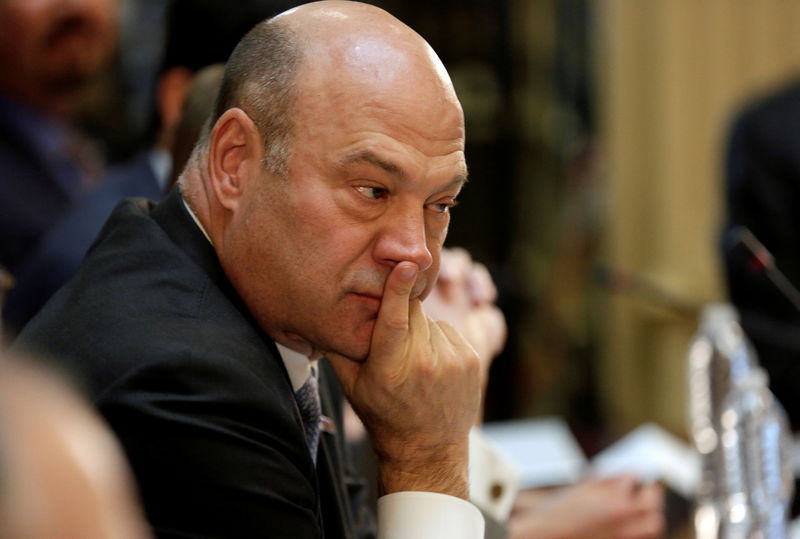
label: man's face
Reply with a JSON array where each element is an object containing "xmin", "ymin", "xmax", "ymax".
[
  {"xmin": 0, "ymin": 0, "xmax": 117, "ymax": 114},
  {"xmin": 225, "ymin": 49, "xmax": 467, "ymax": 361}
]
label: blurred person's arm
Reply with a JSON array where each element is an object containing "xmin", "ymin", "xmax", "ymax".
[{"xmin": 508, "ymin": 477, "xmax": 665, "ymax": 539}]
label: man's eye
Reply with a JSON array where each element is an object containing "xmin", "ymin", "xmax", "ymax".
[
  {"xmin": 428, "ymin": 200, "xmax": 459, "ymax": 214},
  {"xmin": 355, "ymin": 186, "xmax": 388, "ymax": 200}
]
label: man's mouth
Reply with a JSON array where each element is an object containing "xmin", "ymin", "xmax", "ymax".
[{"xmin": 352, "ymin": 291, "xmax": 382, "ymax": 302}]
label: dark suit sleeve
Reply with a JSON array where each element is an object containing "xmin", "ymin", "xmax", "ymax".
[{"xmin": 100, "ymin": 352, "xmax": 324, "ymax": 538}]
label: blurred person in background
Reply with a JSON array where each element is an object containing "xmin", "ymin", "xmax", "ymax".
[
  {"xmin": 168, "ymin": 63, "xmax": 227, "ymax": 188},
  {"xmin": 1, "ymin": 0, "xmax": 300, "ymax": 337},
  {"xmin": 0, "ymin": 0, "xmax": 118, "ymax": 273},
  {"xmin": 0, "ymin": 352, "xmax": 150, "ymax": 538}
]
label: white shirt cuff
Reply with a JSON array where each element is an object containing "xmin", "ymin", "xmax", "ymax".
[
  {"xmin": 377, "ymin": 491, "xmax": 484, "ymax": 538},
  {"xmin": 469, "ymin": 426, "xmax": 520, "ymax": 522}
]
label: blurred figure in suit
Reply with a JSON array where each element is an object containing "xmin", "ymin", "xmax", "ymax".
[
  {"xmin": 722, "ymin": 79, "xmax": 800, "ymax": 427},
  {"xmin": 1, "ymin": 0, "xmax": 300, "ymax": 337},
  {"xmin": 0, "ymin": 0, "xmax": 117, "ymax": 273},
  {"xmin": 169, "ymin": 64, "xmax": 227, "ymax": 187}
]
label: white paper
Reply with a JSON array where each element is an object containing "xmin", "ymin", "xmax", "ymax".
[
  {"xmin": 481, "ymin": 417, "xmax": 587, "ymax": 488},
  {"xmin": 590, "ymin": 422, "xmax": 700, "ymax": 498}
]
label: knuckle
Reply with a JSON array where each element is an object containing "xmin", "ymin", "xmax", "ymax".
[
  {"xmin": 417, "ymin": 355, "xmax": 437, "ymax": 377},
  {"xmin": 462, "ymin": 346, "xmax": 481, "ymax": 373},
  {"xmin": 450, "ymin": 246, "xmax": 470, "ymax": 262},
  {"xmin": 444, "ymin": 347, "xmax": 481, "ymax": 389},
  {"xmin": 384, "ymin": 315, "xmax": 409, "ymax": 330}
]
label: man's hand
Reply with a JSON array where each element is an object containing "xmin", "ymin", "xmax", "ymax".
[
  {"xmin": 508, "ymin": 477, "xmax": 666, "ymax": 539},
  {"xmin": 326, "ymin": 261, "xmax": 482, "ymax": 499}
]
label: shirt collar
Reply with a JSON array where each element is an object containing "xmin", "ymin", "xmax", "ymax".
[
  {"xmin": 276, "ymin": 343, "xmax": 318, "ymax": 392},
  {"xmin": 181, "ymin": 196, "xmax": 212, "ymax": 242}
]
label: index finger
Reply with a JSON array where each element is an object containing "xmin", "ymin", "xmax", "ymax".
[{"xmin": 369, "ymin": 261, "xmax": 418, "ymax": 358}]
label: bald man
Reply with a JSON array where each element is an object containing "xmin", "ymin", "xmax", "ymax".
[{"xmin": 18, "ymin": 2, "xmax": 484, "ymax": 537}]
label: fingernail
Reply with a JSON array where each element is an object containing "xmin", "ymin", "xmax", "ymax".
[{"xmin": 398, "ymin": 263, "xmax": 418, "ymax": 281}]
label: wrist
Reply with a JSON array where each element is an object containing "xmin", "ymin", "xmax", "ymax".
[{"xmin": 376, "ymin": 440, "xmax": 470, "ymax": 499}]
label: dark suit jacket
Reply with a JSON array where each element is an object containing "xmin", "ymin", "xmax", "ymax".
[
  {"xmin": 17, "ymin": 188, "xmax": 373, "ymax": 538},
  {"xmin": 3, "ymin": 152, "xmax": 164, "ymax": 336},
  {"xmin": 722, "ymin": 79, "xmax": 800, "ymax": 426}
]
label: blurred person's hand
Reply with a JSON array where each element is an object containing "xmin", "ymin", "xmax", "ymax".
[
  {"xmin": 508, "ymin": 476, "xmax": 666, "ymax": 539},
  {"xmin": 423, "ymin": 247, "xmax": 507, "ymax": 391}
]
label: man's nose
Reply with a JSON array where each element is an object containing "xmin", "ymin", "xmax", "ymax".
[{"xmin": 374, "ymin": 209, "xmax": 433, "ymax": 272}]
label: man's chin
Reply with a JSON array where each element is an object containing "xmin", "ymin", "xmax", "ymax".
[
  {"xmin": 331, "ymin": 321, "xmax": 374, "ymax": 362},
  {"xmin": 332, "ymin": 343, "xmax": 369, "ymax": 363},
  {"xmin": 324, "ymin": 337, "xmax": 370, "ymax": 363}
]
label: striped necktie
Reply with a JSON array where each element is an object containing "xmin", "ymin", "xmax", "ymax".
[{"xmin": 294, "ymin": 372, "xmax": 321, "ymax": 463}]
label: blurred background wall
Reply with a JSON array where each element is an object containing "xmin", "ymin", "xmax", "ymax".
[{"xmin": 595, "ymin": 0, "xmax": 800, "ymax": 440}]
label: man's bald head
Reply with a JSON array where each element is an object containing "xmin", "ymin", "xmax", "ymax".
[
  {"xmin": 200, "ymin": 0, "xmax": 459, "ymax": 179},
  {"xmin": 277, "ymin": 1, "xmax": 456, "ymax": 95},
  {"xmin": 209, "ymin": 16, "xmax": 299, "ymax": 178}
]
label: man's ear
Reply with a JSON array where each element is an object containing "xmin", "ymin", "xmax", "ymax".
[{"xmin": 208, "ymin": 108, "xmax": 264, "ymax": 212}]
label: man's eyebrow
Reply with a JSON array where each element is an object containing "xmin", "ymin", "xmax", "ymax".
[
  {"xmin": 339, "ymin": 150, "xmax": 469, "ymax": 186},
  {"xmin": 442, "ymin": 173, "xmax": 469, "ymax": 191},
  {"xmin": 339, "ymin": 150, "xmax": 406, "ymax": 179}
]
